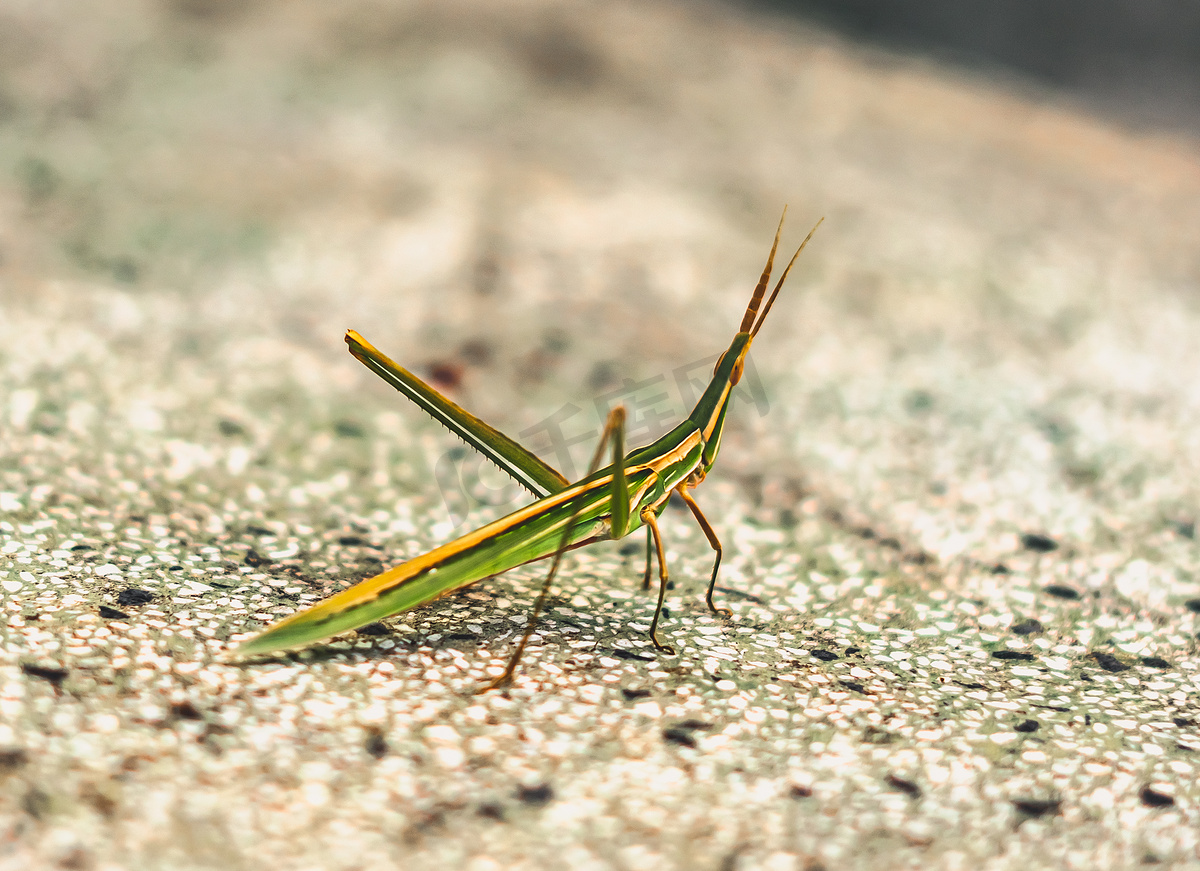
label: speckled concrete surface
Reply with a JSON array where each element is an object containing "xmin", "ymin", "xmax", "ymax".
[{"xmin": 2, "ymin": 1, "xmax": 1200, "ymax": 869}]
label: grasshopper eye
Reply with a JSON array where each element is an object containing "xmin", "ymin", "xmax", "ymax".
[{"xmin": 731, "ymin": 359, "xmax": 744, "ymax": 385}]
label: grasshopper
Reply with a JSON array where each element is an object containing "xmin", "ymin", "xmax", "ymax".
[{"xmin": 232, "ymin": 210, "xmax": 820, "ymax": 686}]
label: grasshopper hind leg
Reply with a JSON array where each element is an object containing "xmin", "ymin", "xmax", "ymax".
[{"xmin": 479, "ymin": 406, "xmax": 630, "ymax": 691}]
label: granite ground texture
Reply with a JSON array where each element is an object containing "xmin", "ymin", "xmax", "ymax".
[{"xmin": 2, "ymin": 1, "xmax": 1200, "ymax": 869}]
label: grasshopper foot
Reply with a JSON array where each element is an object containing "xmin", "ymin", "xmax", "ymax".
[
  {"xmin": 649, "ymin": 633, "xmax": 676, "ymax": 656},
  {"xmin": 476, "ymin": 671, "xmax": 514, "ymax": 694}
]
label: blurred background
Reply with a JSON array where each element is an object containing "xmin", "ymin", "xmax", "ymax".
[
  {"xmin": 2, "ymin": 0, "xmax": 1199, "ymax": 534},
  {"xmin": 3, "ymin": 0, "xmax": 1200, "ymax": 534},
  {"xmin": 3, "ymin": 0, "xmax": 1197, "ymax": 294},
  {"xmin": 762, "ymin": 0, "xmax": 1200, "ymax": 136}
]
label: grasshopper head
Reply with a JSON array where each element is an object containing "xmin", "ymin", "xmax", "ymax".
[{"xmin": 688, "ymin": 208, "xmax": 821, "ymax": 469}]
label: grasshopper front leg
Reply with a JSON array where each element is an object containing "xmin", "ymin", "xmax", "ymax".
[
  {"xmin": 641, "ymin": 526, "xmax": 654, "ymax": 591},
  {"xmin": 675, "ymin": 485, "xmax": 729, "ymax": 617}
]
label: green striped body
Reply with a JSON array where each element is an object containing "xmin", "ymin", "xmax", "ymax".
[
  {"xmin": 233, "ymin": 422, "xmax": 706, "ymax": 658},
  {"xmin": 230, "ymin": 210, "xmax": 817, "ymax": 661}
]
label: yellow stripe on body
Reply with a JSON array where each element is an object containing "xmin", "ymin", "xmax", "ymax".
[{"xmin": 317, "ymin": 426, "xmax": 707, "ymax": 619}]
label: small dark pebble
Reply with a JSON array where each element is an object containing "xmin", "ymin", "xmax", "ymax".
[
  {"xmin": 459, "ymin": 339, "xmax": 494, "ymax": 365},
  {"xmin": 618, "ymin": 540, "xmax": 641, "ymax": 556},
  {"xmin": 244, "ymin": 548, "xmax": 272, "ymax": 568},
  {"xmin": 1012, "ymin": 798, "xmax": 1061, "ymax": 818},
  {"xmin": 1021, "ymin": 533, "xmax": 1059, "ymax": 553},
  {"xmin": 427, "ymin": 362, "xmax": 464, "ymax": 391},
  {"xmin": 1091, "ymin": 651, "xmax": 1130, "ymax": 672},
  {"xmin": 663, "ymin": 727, "xmax": 697, "ymax": 748},
  {"xmin": 885, "ymin": 774, "xmax": 921, "ymax": 799},
  {"xmin": 1014, "ymin": 719, "xmax": 1040, "ymax": 733},
  {"xmin": 953, "ymin": 680, "xmax": 987, "ymax": 690},
  {"xmin": 412, "ymin": 808, "xmax": 446, "ymax": 831},
  {"xmin": 59, "ymin": 847, "xmax": 92, "ymax": 871},
  {"xmin": 992, "ymin": 650, "xmax": 1036, "ymax": 662},
  {"xmin": 477, "ymin": 802, "xmax": 505, "ymax": 821},
  {"xmin": 333, "ymin": 419, "xmax": 366, "ymax": 438},
  {"xmin": 1173, "ymin": 717, "xmax": 1195, "ymax": 728},
  {"xmin": 788, "ymin": 784, "xmax": 813, "ymax": 799},
  {"xmin": 0, "ymin": 748, "xmax": 29, "ymax": 771},
  {"xmin": 21, "ymin": 662, "xmax": 67, "ymax": 687},
  {"xmin": 1139, "ymin": 785, "xmax": 1176, "ymax": 808},
  {"xmin": 516, "ymin": 783, "xmax": 554, "ymax": 806},
  {"xmin": 1140, "ymin": 657, "xmax": 1172, "ymax": 669},
  {"xmin": 99, "ymin": 605, "xmax": 130, "ymax": 620},
  {"xmin": 1011, "ymin": 618, "xmax": 1044, "ymax": 636},
  {"xmin": 356, "ymin": 623, "xmax": 390, "ymax": 637},
  {"xmin": 838, "ymin": 680, "xmax": 867, "ymax": 694},
  {"xmin": 247, "ymin": 525, "xmax": 273, "ymax": 536},
  {"xmin": 844, "ymin": 647, "xmax": 861, "ymax": 656},
  {"xmin": 22, "ymin": 787, "xmax": 52, "ymax": 820},
  {"xmin": 218, "ymin": 419, "xmax": 247, "ymax": 436},
  {"xmin": 609, "ymin": 649, "xmax": 654, "ymax": 662},
  {"xmin": 810, "ymin": 649, "xmax": 839, "ymax": 662},
  {"xmin": 862, "ymin": 726, "xmax": 894, "ymax": 745},
  {"xmin": 1184, "ymin": 599, "xmax": 1200, "ymax": 614},
  {"xmin": 364, "ymin": 727, "xmax": 389, "ymax": 759},
  {"xmin": 202, "ymin": 722, "xmax": 233, "ymax": 739},
  {"xmin": 111, "ymin": 257, "xmax": 140, "ymax": 283},
  {"xmin": 71, "ymin": 543, "xmax": 94, "ymax": 552},
  {"xmin": 1043, "ymin": 584, "xmax": 1081, "ymax": 600},
  {"xmin": 675, "ymin": 719, "xmax": 713, "ymax": 732},
  {"xmin": 990, "ymin": 562, "xmax": 1011, "ymax": 574},
  {"xmin": 904, "ymin": 389, "xmax": 935, "ymax": 414},
  {"xmin": 170, "ymin": 701, "xmax": 204, "ymax": 721},
  {"xmin": 116, "ymin": 588, "xmax": 155, "ymax": 607},
  {"xmin": 621, "ymin": 687, "xmax": 652, "ymax": 700},
  {"xmin": 81, "ymin": 783, "xmax": 118, "ymax": 819},
  {"xmin": 338, "ymin": 535, "xmax": 367, "ymax": 546}
]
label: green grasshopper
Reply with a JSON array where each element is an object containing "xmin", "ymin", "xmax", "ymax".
[{"xmin": 232, "ymin": 210, "xmax": 820, "ymax": 686}]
